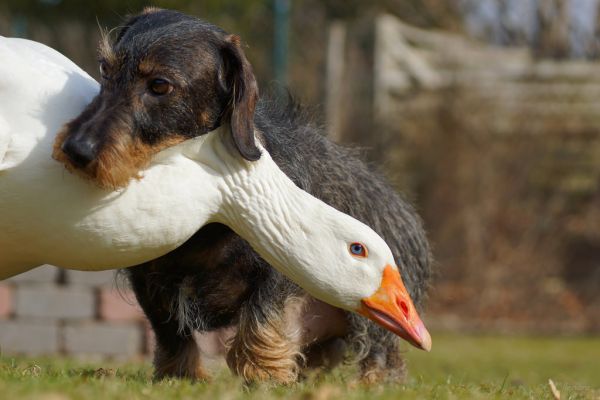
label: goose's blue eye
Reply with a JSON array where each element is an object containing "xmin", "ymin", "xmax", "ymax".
[{"xmin": 349, "ymin": 242, "xmax": 367, "ymax": 257}]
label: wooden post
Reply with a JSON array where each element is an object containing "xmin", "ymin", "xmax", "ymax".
[
  {"xmin": 273, "ymin": 0, "xmax": 290, "ymax": 89},
  {"xmin": 325, "ymin": 20, "xmax": 346, "ymax": 142},
  {"xmin": 534, "ymin": 0, "xmax": 570, "ymax": 59}
]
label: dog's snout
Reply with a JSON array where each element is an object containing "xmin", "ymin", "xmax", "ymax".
[{"xmin": 61, "ymin": 135, "xmax": 98, "ymax": 168}]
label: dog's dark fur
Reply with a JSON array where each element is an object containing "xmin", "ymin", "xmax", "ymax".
[{"xmin": 53, "ymin": 8, "xmax": 432, "ymax": 384}]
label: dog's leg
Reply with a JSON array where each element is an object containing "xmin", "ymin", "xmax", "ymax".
[
  {"xmin": 304, "ymin": 337, "xmax": 347, "ymax": 370},
  {"xmin": 383, "ymin": 335, "xmax": 407, "ymax": 382},
  {"xmin": 354, "ymin": 320, "xmax": 407, "ymax": 384},
  {"xmin": 152, "ymin": 327, "xmax": 206, "ymax": 381},
  {"xmin": 226, "ymin": 276, "xmax": 304, "ymax": 385},
  {"xmin": 127, "ymin": 265, "xmax": 208, "ymax": 381}
]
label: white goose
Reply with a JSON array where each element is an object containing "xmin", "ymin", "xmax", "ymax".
[{"xmin": 0, "ymin": 37, "xmax": 431, "ymax": 351}]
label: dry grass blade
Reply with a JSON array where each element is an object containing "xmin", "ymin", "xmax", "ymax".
[{"xmin": 548, "ymin": 379, "xmax": 560, "ymax": 400}]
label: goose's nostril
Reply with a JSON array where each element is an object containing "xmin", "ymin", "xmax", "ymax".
[{"xmin": 398, "ymin": 299, "xmax": 409, "ymax": 319}]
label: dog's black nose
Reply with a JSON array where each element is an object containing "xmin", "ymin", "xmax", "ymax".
[{"xmin": 61, "ymin": 136, "xmax": 98, "ymax": 168}]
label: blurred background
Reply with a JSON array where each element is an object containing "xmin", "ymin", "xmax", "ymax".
[{"xmin": 0, "ymin": 0, "xmax": 599, "ymax": 359}]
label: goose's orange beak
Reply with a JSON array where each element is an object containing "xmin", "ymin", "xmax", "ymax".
[{"xmin": 359, "ymin": 264, "xmax": 432, "ymax": 351}]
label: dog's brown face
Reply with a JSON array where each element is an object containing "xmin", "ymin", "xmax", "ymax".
[{"xmin": 53, "ymin": 8, "xmax": 260, "ymax": 189}]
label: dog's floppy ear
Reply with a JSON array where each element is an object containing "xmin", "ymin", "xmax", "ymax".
[{"xmin": 220, "ymin": 34, "xmax": 261, "ymax": 161}]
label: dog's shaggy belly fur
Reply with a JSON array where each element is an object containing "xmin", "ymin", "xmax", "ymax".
[{"xmin": 126, "ymin": 99, "xmax": 432, "ymax": 384}]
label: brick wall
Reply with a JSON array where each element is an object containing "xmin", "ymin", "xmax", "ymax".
[{"xmin": 0, "ymin": 265, "xmax": 152, "ymax": 359}]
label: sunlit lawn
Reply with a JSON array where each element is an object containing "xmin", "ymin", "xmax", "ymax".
[{"xmin": 0, "ymin": 333, "xmax": 598, "ymax": 399}]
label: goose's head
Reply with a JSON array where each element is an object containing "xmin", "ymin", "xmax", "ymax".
[{"xmin": 295, "ymin": 211, "xmax": 431, "ymax": 352}]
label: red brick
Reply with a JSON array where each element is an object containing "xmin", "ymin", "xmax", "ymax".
[
  {"xmin": 0, "ymin": 284, "xmax": 13, "ymax": 318},
  {"xmin": 99, "ymin": 288, "xmax": 145, "ymax": 322}
]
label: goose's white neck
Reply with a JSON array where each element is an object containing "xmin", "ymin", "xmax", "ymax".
[
  {"xmin": 187, "ymin": 131, "xmax": 380, "ymax": 310},
  {"xmin": 211, "ymin": 134, "xmax": 319, "ymax": 282}
]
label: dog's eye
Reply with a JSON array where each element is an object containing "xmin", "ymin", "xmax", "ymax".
[
  {"xmin": 349, "ymin": 242, "xmax": 368, "ymax": 258},
  {"xmin": 148, "ymin": 78, "xmax": 173, "ymax": 96}
]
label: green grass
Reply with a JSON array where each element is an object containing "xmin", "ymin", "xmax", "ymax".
[{"xmin": 0, "ymin": 334, "xmax": 598, "ymax": 399}]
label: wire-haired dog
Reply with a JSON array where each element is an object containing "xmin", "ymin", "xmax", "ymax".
[{"xmin": 53, "ymin": 8, "xmax": 432, "ymax": 384}]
